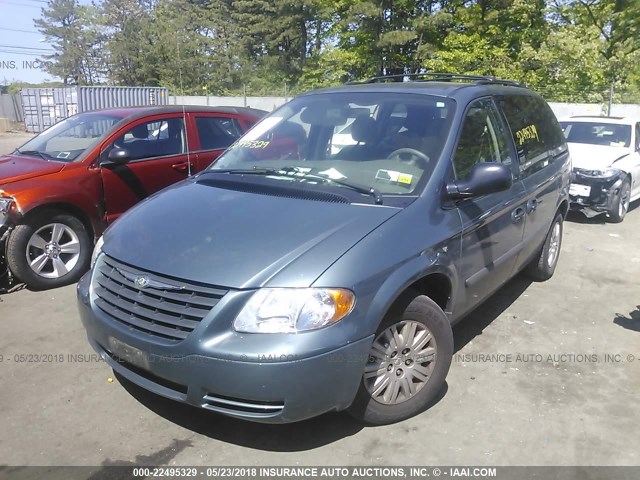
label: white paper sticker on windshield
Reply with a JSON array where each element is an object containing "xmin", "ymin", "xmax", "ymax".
[
  {"xmin": 318, "ymin": 168, "xmax": 347, "ymax": 180},
  {"xmin": 375, "ymin": 169, "xmax": 413, "ymax": 185},
  {"xmin": 57, "ymin": 152, "xmax": 71, "ymax": 159}
]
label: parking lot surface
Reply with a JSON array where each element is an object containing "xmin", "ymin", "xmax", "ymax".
[{"xmin": 1, "ymin": 132, "xmax": 639, "ymax": 466}]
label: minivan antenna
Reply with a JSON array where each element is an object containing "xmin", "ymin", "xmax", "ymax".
[{"xmin": 176, "ymin": 37, "xmax": 191, "ymax": 176}]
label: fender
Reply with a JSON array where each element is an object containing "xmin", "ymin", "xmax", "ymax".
[
  {"xmin": 360, "ymin": 247, "xmax": 460, "ymax": 337},
  {"xmin": 4, "ymin": 167, "xmax": 105, "ymax": 239},
  {"xmin": 312, "ymin": 195, "xmax": 464, "ymax": 340}
]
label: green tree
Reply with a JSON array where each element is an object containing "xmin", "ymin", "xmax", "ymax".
[
  {"xmin": 519, "ymin": 25, "xmax": 609, "ymax": 101},
  {"xmin": 151, "ymin": 0, "xmax": 244, "ymax": 94},
  {"xmin": 297, "ymin": 48, "xmax": 363, "ymax": 91},
  {"xmin": 421, "ymin": 0, "xmax": 547, "ymax": 79},
  {"xmin": 30, "ymin": 0, "xmax": 640, "ymax": 101},
  {"xmin": 549, "ymin": 0, "xmax": 640, "ymax": 101},
  {"xmin": 100, "ymin": 0, "xmax": 159, "ymax": 85},
  {"xmin": 232, "ymin": 0, "xmax": 312, "ymax": 85},
  {"xmin": 34, "ymin": 0, "xmax": 103, "ymax": 85}
]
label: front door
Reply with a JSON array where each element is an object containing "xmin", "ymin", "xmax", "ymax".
[
  {"xmin": 452, "ymin": 98, "xmax": 527, "ymax": 311},
  {"xmin": 100, "ymin": 115, "xmax": 193, "ymax": 223}
]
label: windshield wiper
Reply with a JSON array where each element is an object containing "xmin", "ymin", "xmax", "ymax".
[
  {"xmin": 204, "ymin": 166, "xmax": 383, "ymax": 204},
  {"xmin": 16, "ymin": 149, "xmax": 54, "ymax": 161},
  {"xmin": 292, "ymin": 169, "xmax": 384, "ymax": 205},
  {"xmin": 204, "ymin": 167, "xmax": 281, "ymax": 175}
]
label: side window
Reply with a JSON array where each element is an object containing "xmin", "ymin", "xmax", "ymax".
[
  {"xmin": 195, "ymin": 117, "xmax": 242, "ymax": 150},
  {"xmin": 635, "ymin": 123, "xmax": 640, "ymax": 151},
  {"xmin": 497, "ymin": 95, "xmax": 565, "ymax": 177},
  {"xmin": 110, "ymin": 118, "xmax": 185, "ymax": 161},
  {"xmin": 453, "ymin": 98, "xmax": 513, "ymax": 179}
]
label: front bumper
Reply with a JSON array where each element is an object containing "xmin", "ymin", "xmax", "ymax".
[
  {"xmin": 77, "ymin": 272, "xmax": 373, "ymax": 424},
  {"xmin": 569, "ymin": 171, "xmax": 626, "ymax": 216}
]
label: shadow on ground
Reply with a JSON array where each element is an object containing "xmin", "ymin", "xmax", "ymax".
[
  {"xmin": 453, "ymin": 274, "xmax": 533, "ymax": 352},
  {"xmin": 613, "ymin": 306, "xmax": 640, "ymax": 332},
  {"xmin": 117, "ymin": 371, "xmax": 364, "ymax": 451},
  {"xmin": 565, "ymin": 210, "xmax": 607, "ymax": 225},
  {"xmin": 117, "ymin": 371, "xmax": 450, "ymax": 452}
]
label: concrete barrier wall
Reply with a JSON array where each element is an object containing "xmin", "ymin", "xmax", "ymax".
[
  {"xmin": 170, "ymin": 96, "xmax": 288, "ymax": 112},
  {"xmin": 548, "ymin": 102, "xmax": 640, "ymax": 119}
]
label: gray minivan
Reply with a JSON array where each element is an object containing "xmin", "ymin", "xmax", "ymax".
[{"xmin": 77, "ymin": 74, "xmax": 571, "ymax": 425}]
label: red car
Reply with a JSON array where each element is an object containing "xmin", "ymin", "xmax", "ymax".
[{"xmin": 0, "ymin": 106, "xmax": 266, "ymax": 289}]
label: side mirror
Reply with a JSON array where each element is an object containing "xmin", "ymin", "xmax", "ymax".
[
  {"xmin": 446, "ymin": 162, "xmax": 513, "ymax": 199},
  {"xmin": 107, "ymin": 147, "xmax": 131, "ymax": 164}
]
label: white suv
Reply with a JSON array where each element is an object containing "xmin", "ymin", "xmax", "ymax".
[{"xmin": 560, "ymin": 116, "xmax": 640, "ymax": 222}]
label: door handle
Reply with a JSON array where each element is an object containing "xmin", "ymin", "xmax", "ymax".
[
  {"xmin": 172, "ymin": 162, "xmax": 194, "ymax": 173},
  {"xmin": 526, "ymin": 198, "xmax": 541, "ymax": 214},
  {"xmin": 511, "ymin": 206, "xmax": 526, "ymax": 223}
]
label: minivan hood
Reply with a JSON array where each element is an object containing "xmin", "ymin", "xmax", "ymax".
[
  {"xmin": 102, "ymin": 179, "xmax": 401, "ymax": 289},
  {"xmin": 568, "ymin": 143, "xmax": 630, "ymax": 170},
  {"xmin": 0, "ymin": 153, "xmax": 65, "ymax": 185}
]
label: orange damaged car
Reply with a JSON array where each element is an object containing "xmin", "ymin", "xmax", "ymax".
[{"xmin": 0, "ymin": 106, "xmax": 265, "ymax": 289}]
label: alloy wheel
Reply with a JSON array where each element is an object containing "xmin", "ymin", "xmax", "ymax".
[
  {"xmin": 619, "ymin": 183, "xmax": 631, "ymax": 218},
  {"xmin": 364, "ymin": 320, "xmax": 437, "ymax": 405},
  {"xmin": 547, "ymin": 221, "xmax": 561, "ymax": 268},
  {"xmin": 25, "ymin": 223, "xmax": 81, "ymax": 279}
]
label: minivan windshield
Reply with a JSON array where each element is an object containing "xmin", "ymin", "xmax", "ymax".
[
  {"xmin": 17, "ymin": 112, "xmax": 125, "ymax": 162},
  {"xmin": 210, "ymin": 93, "xmax": 455, "ymax": 197},
  {"xmin": 560, "ymin": 121, "xmax": 631, "ymax": 148}
]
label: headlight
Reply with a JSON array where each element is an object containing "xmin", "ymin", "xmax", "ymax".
[
  {"xmin": 0, "ymin": 196, "xmax": 15, "ymax": 226},
  {"xmin": 91, "ymin": 235, "xmax": 104, "ymax": 268},
  {"xmin": 576, "ymin": 167, "xmax": 620, "ymax": 178},
  {"xmin": 233, "ymin": 288, "xmax": 355, "ymax": 333}
]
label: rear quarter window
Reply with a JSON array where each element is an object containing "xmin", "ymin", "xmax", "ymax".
[{"xmin": 497, "ymin": 95, "xmax": 566, "ymax": 176}]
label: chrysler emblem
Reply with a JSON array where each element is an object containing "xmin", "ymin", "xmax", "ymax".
[
  {"xmin": 115, "ymin": 267, "xmax": 185, "ymax": 291},
  {"xmin": 134, "ymin": 275, "xmax": 150, "ymax": 288}
]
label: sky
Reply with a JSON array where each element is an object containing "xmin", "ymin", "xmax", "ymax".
[{"xmin": 0, "ymin": 0, "xmax": 86, "ymax": 85}]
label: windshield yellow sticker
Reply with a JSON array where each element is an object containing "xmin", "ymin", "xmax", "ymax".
[
  {"xmin": 515, "ymin": 125, "xmax": 539, "ymax": 146},
  {"xmin": 375, "ymin": 169, "xmax": 413, "ymax": 186},
  {"xmin": 397, "ymin": 173, "xmax": 413, "ymax": 185}
]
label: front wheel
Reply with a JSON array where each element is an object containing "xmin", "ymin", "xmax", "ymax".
[
  {"xmin": 6, "ymin": 210, "xmax": 92, "ymax": 290},
  {"xmin": 348, "ymin": 292, "xmax": 453, "ymax": 425},
  {"xmin": 607, "ymin": 178, "xmax": 631, "ymax": 223}
]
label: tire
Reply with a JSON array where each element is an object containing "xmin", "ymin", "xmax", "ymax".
[
  {"xmin": 347, "ymin": 291, "xmax": 453, "ymax": 425},
  {"xmin": 607, "ymin": 177, "xmax": 631, "ymax": 223},
  {"xmin": 524, "ymin": 212, "xmax": 563, "ymax": 281},
  {"xmin": 6, "ymin": 210, "xmax": 92, "ymax": 290}
]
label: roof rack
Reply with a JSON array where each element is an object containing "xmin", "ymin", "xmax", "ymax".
[{"xmin": 349, "ymin": 72, "xmax": 522, "ymax": 87}]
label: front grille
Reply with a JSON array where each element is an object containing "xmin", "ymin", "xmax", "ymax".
[{"xmin": 93, "ymin": 255, "xmax": 228, "ymax": 342}]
